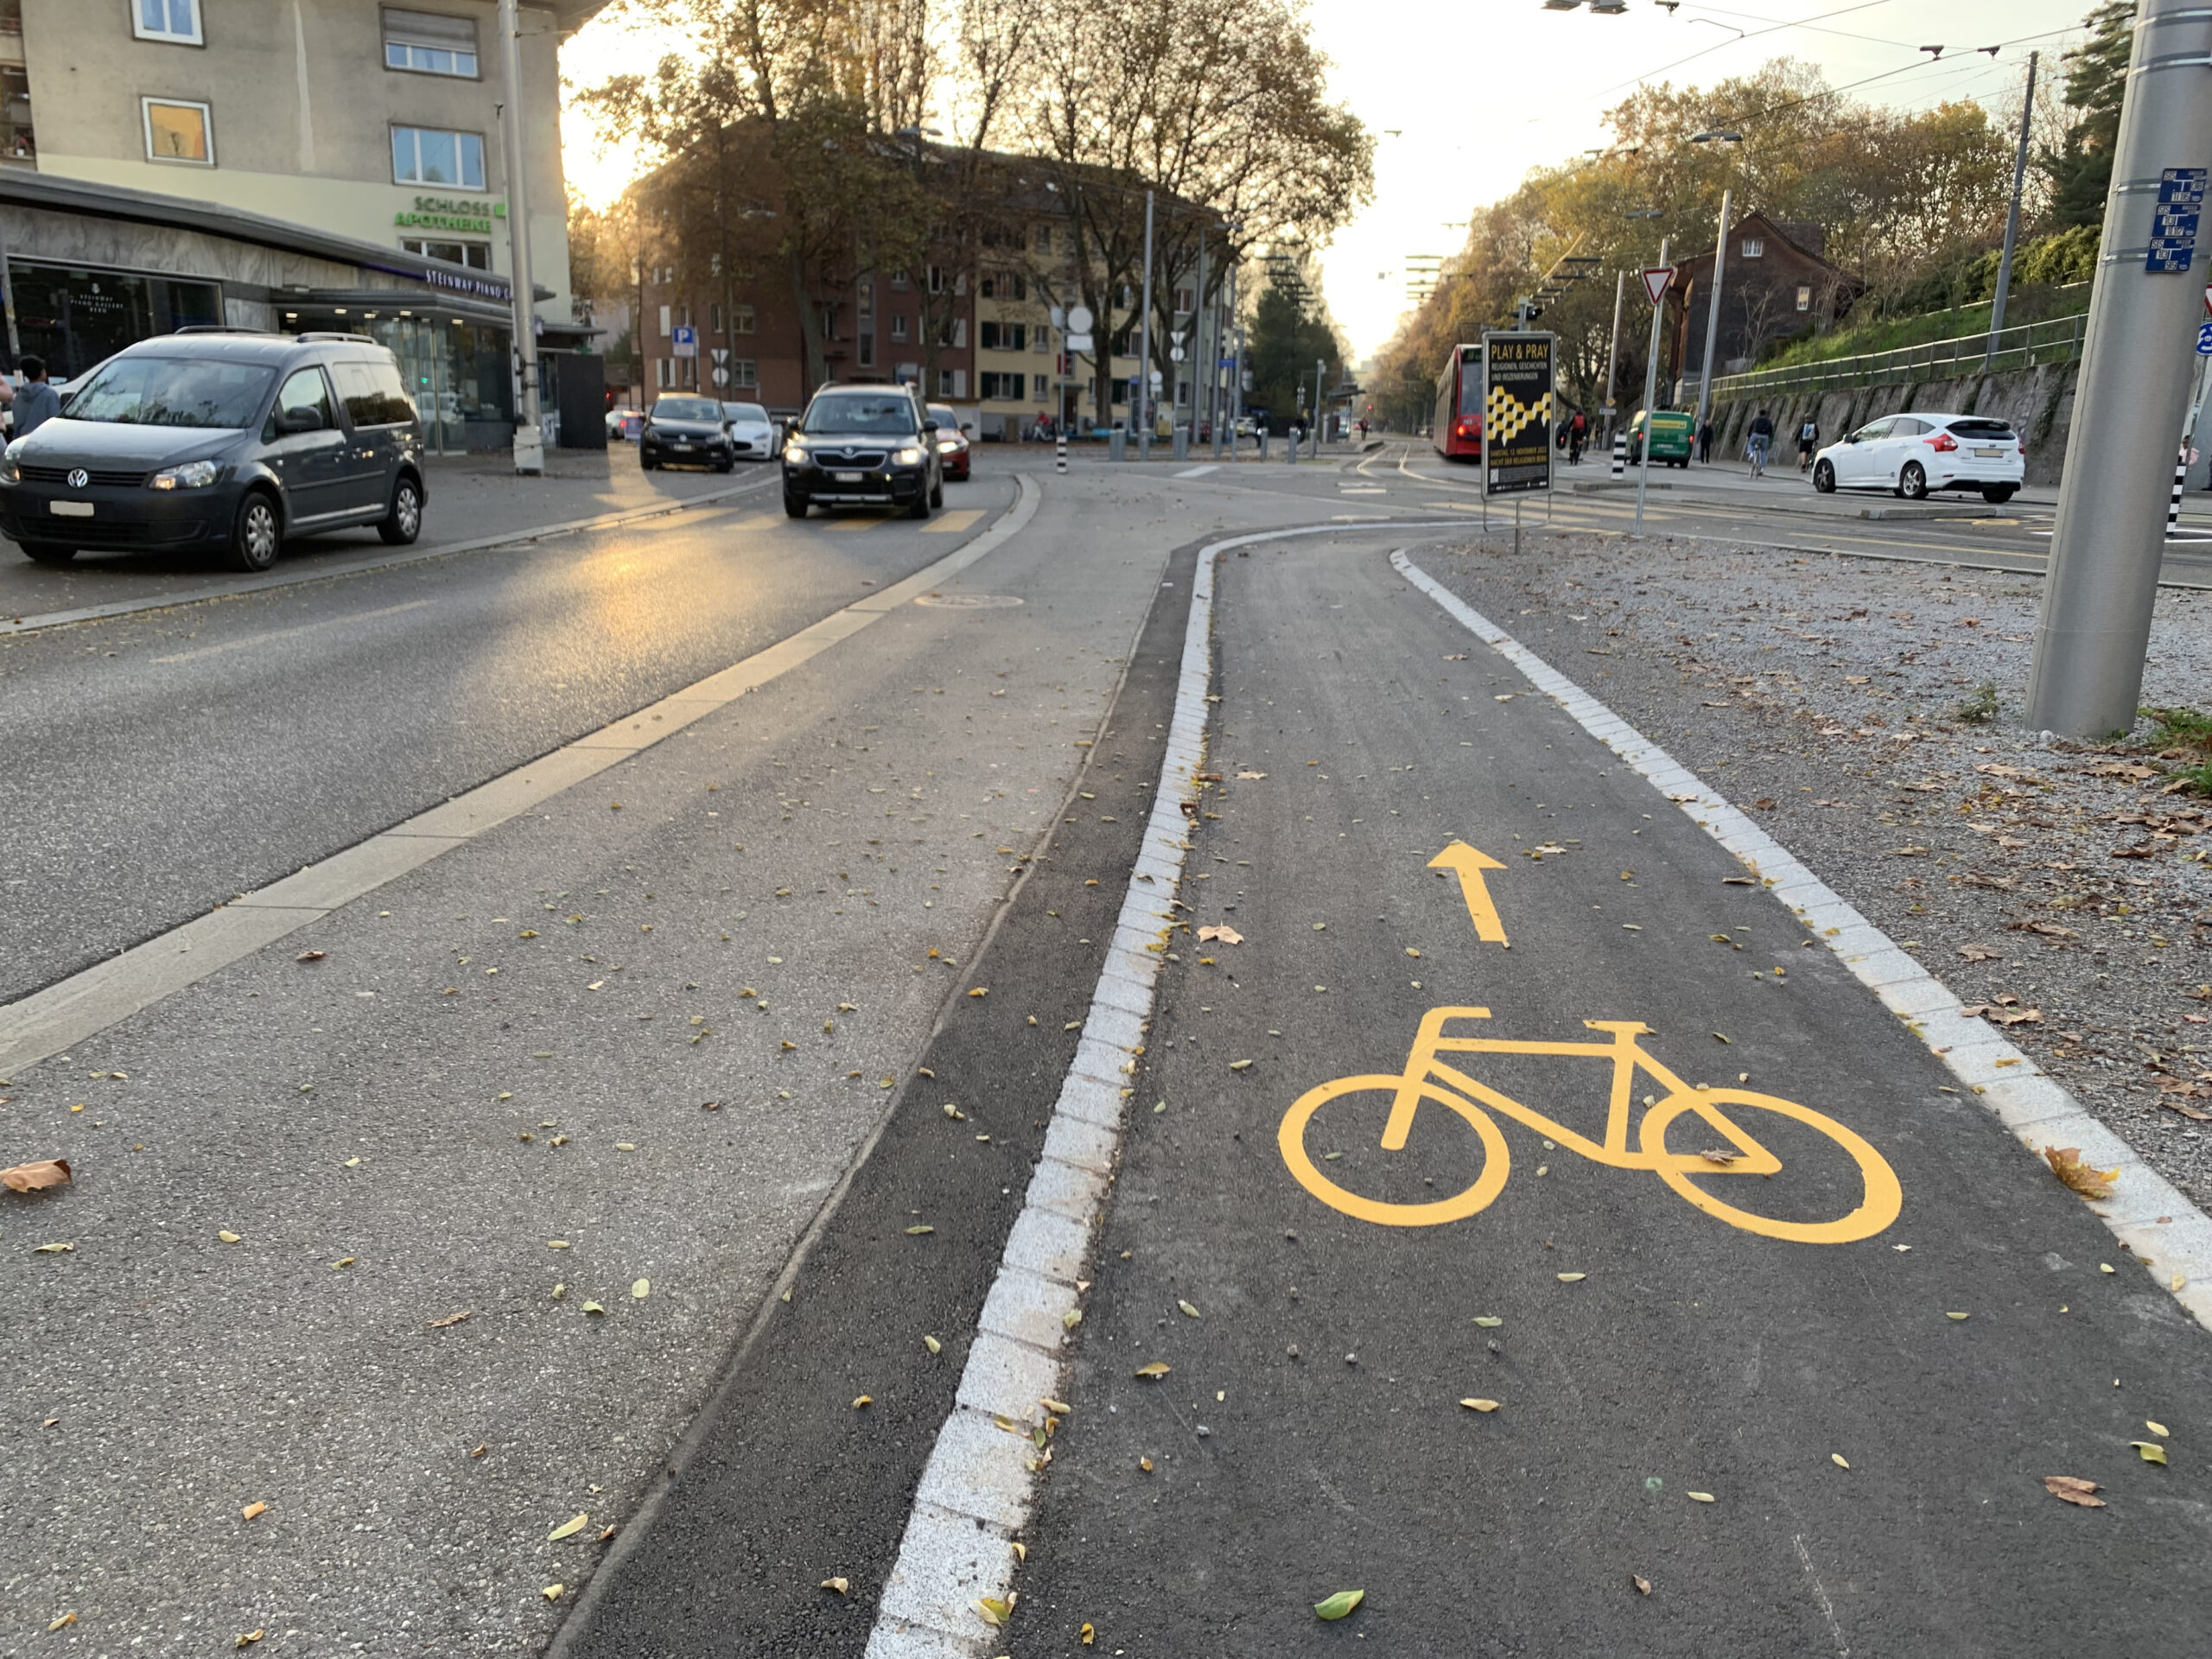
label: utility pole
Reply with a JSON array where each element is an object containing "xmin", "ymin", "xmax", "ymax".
[
  {"xmin": 1193, "ymin": 228, "xmax": 1208, "ymax": 446},
  {"xmin": 1314, "ymin": 357, "xmax": 1325, "ymax": 456},
  {"xmin": 2027, "ymin": 0, "xmax": 2212, "ymax": 735},
  {"xmin": 1634, "ymin": 235, "xmax": 1669, "ymax": 535},
  {"xmin": 1600, "ymin": 268, "xmax": 1624, "ymax": 454},
  {"xmin": 1693, "ymin": 188, "xmax": 1731, "ymax": 438},
  {"xmin": 1986, "ymin": 50, "xmax": 2040, "ymax": 364},
  {"xmin": 1229, "ymin": 263, "xmax": 1245, "ymax": 460},
  {"xmin": 1137, "ymin": 190, "xmax": 1155, "ymax": 462},
  {"xmin": 496, "ymin": 0, "xmax": 542, "ymax": 476}
]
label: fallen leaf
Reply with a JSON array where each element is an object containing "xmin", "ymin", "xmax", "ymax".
[
  {"xmin": 975, "ymin": 1596, "xmax": 1011, "ymax": 1627},
  {"xmin": 2130, "ymin": 1440, "xmax": 2169, "ymax": 1465},
  {"xmin": 1459, "ymin": 1398, "xmax": 1500, "ymax": 1413},
  {"xmin": 1178, "ymin": 1300, "xmax": 1201, "ymax": 1318},
  {"xmin": 547, "ymin": 1513, "xmax": 589, "ymax": 1541},
  {"xmin": 219, "ymin": 1230, "xmax": 242, "ymax": 1244},
  {"xmin": 1831, "ymin": 1453, "xmax": 1851, "ymax": 1469},
  {"xmin": 632, "ymin": 1279, "xmax": 650, "ymax": 1300},
  {"xmin": 542, "ymin": 1585, "xmax": 563, "ymax": 1602},
  {"xmin": 235, "ymin": 1631, "xmax": 265, "ymax": 1649},
  {"xmin": 1229, "ymin": 1059, "xmax": 1254, "ymax": 1071},
  {"xmin": 582, "ymin": 1300, "xmax": 607, "ymax": 1316},
  {"xmin": 1313, "ymin": 1590, "xmax": 1364, "ymax": 1621},
  {"xmin": 1556, "ymin": 1272, "xmax": 1586, "ymax": 1282},
  {"xmin": 47, "ymin": 1613, "xmax": 77, "ymax": 1631},
  {"xmin": 2043, "ymin": 1475, "xmax": 2105, "ymax": 1507},
  {"xmin": 1135, "ymin": 1361, "xmax": 1171, "ymax": 1378},
  {"xmin": 853, "ymin": 1395, "xmax": 873, "ymax": 1408},
  {"xmin": 241, "ymin": 1502, "xmax": 267, "ymax": 1522},
  {"xmin": 31, "ymin": 1241, "xmax": 73, "ymax": 1254},
  {"xmin": 296, "ymin": 950, "xmax": 326, "ymax": 963},
  {"xmin": 428, "ymin": 1310, "xmax": 471, "ymax": 1329},
  {"xmin": 1081, "ymin": 1622, "xmax": 1096, "ymax": 1644},
  {"xmin": 2044, "ymin": 1145, "xmax": 2120, "ymax": 1200},
  {"xmin": 1471, "ymin": 1316, "xmax": 1503, "ymax": 1327},
  {"xmin": 905, "ymin": 1224, "xmax": 935, "ymax": 1236},
  {"xmin": 470, "ymin": 1444, "xmax": 486, "ymax": 1458},
  {"xmin": 1140, "ymin": 1457, "xmax": 1154, "ymax": 1472},
  {"xmin": 1630, "ymin": 1574, "xmax": 1652, "ymax": 1596},
  {"xmin": 1957, "ymin": 944, "xmax": 2002, "ymax": 962},
  {"xmin": 2146, "ymin": 1420, "xmax": 2170, "ymax": 1437},
  {"xmin": 330, "ymin": 1257, "xmax": 356, "ymax": 1270},
  {"xmin": 1699, "ymin": 1148, "xmax": 1742, "ymax": 1166},
  {"xmin": 2, "ymin": 1159, "xmax": 70, "ymax": 1193},
  {"xmin": 923, "ymin": 1334, "xmax": 943, "ymax": 1355},
  {"xmin": 1946, "ymin": 1311, "xmax": 1970, "ymax": 1321},
  {"xmin": 822, "ymin": 1577, "xmax": 849, "ymax": 1594},
  {"xmin": 1197, "ymin": 925, "xmax": 1243, "ymax": 944}
]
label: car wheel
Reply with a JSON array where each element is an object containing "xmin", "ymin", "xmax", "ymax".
[
  {"xmin": 1813, "ymin": 460, "xmax": 1836, "ymax": 493},
  {"xmin": 1981, "ymin": 484, "xmax": 2016, "ymax": 504},
  {"xmin": 377, "ymin": 475, "xmax": 423, "ymax": 546},
  {"xmin": 18, "ymin": 542, "xmax": 76, "ymax": 565},
  {"xmin": 784, "ymin": 492, "xmax": 810, "ymax": 518},
  {"xmin": 229, "ymin": 492, "xmax": 282, "ymax": 573},
  {"xmin": 641, "ymin": 455, "xmax": 658, "ymax": 471},
  {"xmin": 715, "ymin": 459, "xmax": 734, "ymax": 474},
  {"xmin": 908, "ymin": 490, "xmax": 931, "ymax": 520},
  {"xmin": 1898, "ymin": 461, "xmax": 1929, "ymax": 501}
]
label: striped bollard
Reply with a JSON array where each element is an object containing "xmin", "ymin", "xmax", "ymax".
[
  {"xmin": 1055, "ymin": 432, "xmax": 1068, "ymax": 475},
  {"xmin": 1611, "ymin": 434, "xmax": 1627, "ymax": 479},
  {"xmin": 2170, "ymin": 435, "xmax": 2189, "ymax": 538}
]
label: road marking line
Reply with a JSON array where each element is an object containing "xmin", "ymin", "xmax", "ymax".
[
  {"xmin": 0, "ymin": 476, "xmax": 1041, "ymax": 1077},
  {"xmin": 0, "ymin": 475, "xmax": 781, "ymax": 638},
  {"xmin": 820, "ymin": 513, "xmax": 890, "ymax": 532},
  {"xmin": 864, "ymin": 516, "xmax": 1471, "ymax": 1658},
  {"xmin": 1173, "ymin": 464, "xmax": 1219, "ymax": 478},
  {"xmin": 1392, "ymin": 548, "xmax": 2212, "ymax": 1333},
  {"xmin": 727, "ymin": 512, "xmax": 790, "ymax": 530},
  {"xmin": 922, "ymin": 509, "xmax": 987, "ymax": 533},
  {"xmin": 150, "ymin": 599, "xmax": 433, "ymax": 664}
]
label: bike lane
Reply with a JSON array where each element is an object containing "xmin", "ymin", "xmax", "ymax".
[{"xmin": 998, "ymin": 531, "xmax": 2212, "ymax": 1656}]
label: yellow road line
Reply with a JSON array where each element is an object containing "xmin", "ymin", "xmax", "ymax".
[
  {"xmin": 820, "ymin": 513, "xmax": 891, "ymax": 533},
  {"xmin": 728, "ymin": 513, "xmax": 789, "ymax": 531},
  {"xmin": 921, "ymin": 508, "xmax": 987, "ymax": 533}
]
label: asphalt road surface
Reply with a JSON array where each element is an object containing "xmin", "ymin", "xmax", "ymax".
[{"xmin": 3, "ymin": 448, "xmax": 2206, "ymax": 1659}]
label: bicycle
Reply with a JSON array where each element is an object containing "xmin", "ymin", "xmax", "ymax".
[{"xmin": 1278, "ymin": 1007, "xmax": 1902, "ymax": 1245}]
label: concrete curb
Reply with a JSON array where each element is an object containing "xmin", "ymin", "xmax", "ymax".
[{"xmin": 1393, "ymin": 548, "xmax": 2212, "ymax": 1335}]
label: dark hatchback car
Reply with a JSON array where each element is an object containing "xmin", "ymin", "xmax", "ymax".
[
  {"xmin": 0, "ymin": 330, "xmax": 424, "ymax": 573},
  {"xmin": 639, "ymin": 396, "xmax": 736, "ymax": 472},
  {"xmin": 781, "ymin": 385, "xmax": 944, "ymax": 518}
]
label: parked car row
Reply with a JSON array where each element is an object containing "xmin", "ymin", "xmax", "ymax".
[{"xmin": 607, "ymin": 398, "xmax": 787, "ymax": 471}]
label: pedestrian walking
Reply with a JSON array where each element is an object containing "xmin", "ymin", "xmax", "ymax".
[
  {"xmin": 14, "ymin": 355, "xmax": 60, "ymax": 440},
  {"xmin": 1747, "ymin": 408, "xmax": 1774, "ymax": 479},
  {"xmin": 1697, "ymin": 417, "xmax": 1715, "ymax": 464},
  {"xmin": 1796, "ymin": 414, "xmax": 1820, "ymax": 473}
]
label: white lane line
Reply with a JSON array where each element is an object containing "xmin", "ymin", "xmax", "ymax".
[
  {"xmin": 1172, "ymin": 464, "xmax": 1218, "ymax": 478},
  {"xmin": 0, "ymin": 477, "xmax": 1040, "ymax": 1077},
  {"xmin": 1393, "ymin": 548, "xmax": 2212, "ymax": 1335},
  {"xmin": 151, "ymin": 599, "xmax": 433, "ymax": 664},
  {"xmin": 0, "ymin": 474, "xmax": 781, "ymax": 638},
  {"xmin": 864, "ymin": 518, "xmax": 1471, "ymax": 1659}
]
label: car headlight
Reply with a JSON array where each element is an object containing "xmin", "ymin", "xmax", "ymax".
[
  {"xmin": 149, "ymin": 459, "xmax": 223, "ymax": 491},
  {"xmin": 895, "ymin": 447, "xmax": 924, "ymax": 466},
  {"xmin": 784, "ymin": 440, "xmax": 810, "ymax": 461},
  {"xmin": 937, "ymin": 438, "xmax": 958, "ymax": 452},
  {"xmin": 0, "ymin": 441, "xmax": 20, "ymax": 485}
]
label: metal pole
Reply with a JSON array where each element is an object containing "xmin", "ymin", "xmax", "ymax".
[
  {"xmin": 1693, "ymin": 188, "xmax": 1731, "ymax": 437},
  {"xmin": 496, "ymin": 0, "xmax": 543, "ymax": 475},
  {"xmin": 1634, "ymin": 237, "xmax": 1669, "ymax": 535},
  {"xmin": 1986, "ymin": 50, "xmax": 2040, "ymax": 365},
  {"xmin": 1600, "ymin": 268, "xmax": 1624, "ymax": 454},
  {"xmin": 1193, "ymin": 229, "xmax": 1207, "ymax": 448},
  {"xmin": 2027, "ymin": 0, "xmax": 2212, "ymax": 735},
  {"xmin": 1137, "ymin": 191, "xmax": 1155, "ymax": 462},
  {"xmin": 1314, "ymin": 357, "xmax": 1325, "ymax": 456}
]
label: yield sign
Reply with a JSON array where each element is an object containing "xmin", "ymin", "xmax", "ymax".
[{"xmin": 1641, "ymin": 266, "xmax": 1675, "ymax": 306}]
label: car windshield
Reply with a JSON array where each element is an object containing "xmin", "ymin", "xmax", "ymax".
[
  {"xmin": 1948, "ymin": 418, "xmax": 2015, "ymax": 438},
  {"xmin": 928, "ymin": 405, "xmax": 958, "ymax": 427},
  {"xmin": 804, "ymin": 395, "xmax": 916, "ymax": 436},
  {"xmin": 61, "ymin": 356, "xmax": 276, "ymax": 429},
  {"xmin": 652, "ymin": 398, "xmax": 721, "ymax": 422},
  {"xmin": 724, "ymin": 404, "xmax": 770, "ymax": 424}
]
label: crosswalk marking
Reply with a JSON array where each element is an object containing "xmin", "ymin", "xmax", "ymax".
[
  {"xmin": 728, "ymin": 513, "xmax": 788, "ymax": 530},
  {"xmin": 820, "ymin": 513, "xmax": 890, "ymax": 532},
  {"xmin": 921, "ymin": 509, "xmax": 987, "ymax": 533}
]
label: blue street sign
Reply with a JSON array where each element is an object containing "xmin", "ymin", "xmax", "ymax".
[
  {"xmin": 2198, "ymin": 321, "xmax": 2212, "ymax": 356},
  {"xmin": 2147, "ymin": 168, "xmax": 2206, "ymax": 274}
]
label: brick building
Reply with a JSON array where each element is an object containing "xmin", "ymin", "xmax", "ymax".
[{"xmin": 1667, "ymin": 213, "xmax": 1864, "ymax": 397}]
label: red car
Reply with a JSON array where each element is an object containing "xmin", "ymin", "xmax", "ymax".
[{"xmin": 928, "ymin": 403, "xmax": 972, "ymax": 480}]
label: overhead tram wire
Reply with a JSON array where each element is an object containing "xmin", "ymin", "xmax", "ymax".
[{"xmin": 1580, "ymin": 0, "xmax": 1911, "ymax": 107}]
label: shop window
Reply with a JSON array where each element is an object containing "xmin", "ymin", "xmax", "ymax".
[
  {"xmin": 402, "ymin": 238, "xmax": 490, "ymax": 270},
  {"xmin": 391, "ymin": 124, "xmax": 484, "ymax": 189},
  {"xmin": 383, "ymin": 9, "xmax": 477, "ymax": 76},
  {"xmin": 133, "ymin": 0, "xmax": 201, "ymax": 46},
  {"xmin": 143, "ymin": 97, "xmax": 213, "ymax": 165}
]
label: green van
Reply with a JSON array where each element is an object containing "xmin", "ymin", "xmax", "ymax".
[{"xmin": 1628, "ymin": 408, "xmax": 1695, "ymax": 467}]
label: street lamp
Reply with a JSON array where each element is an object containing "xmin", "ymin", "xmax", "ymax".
[{"xmin": 1688, "ymin": 129, "xmax": 1743, "ymax": 442}]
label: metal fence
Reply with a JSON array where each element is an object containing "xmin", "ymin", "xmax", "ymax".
[{"xmin": 1708, "ymin": 309, "xmax": 2090, "ymax": 402}]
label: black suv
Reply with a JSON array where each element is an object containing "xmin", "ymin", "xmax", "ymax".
[
  {"xmin": 0, "ymin": 329, "xmax": 425, "ymax": 573},
  {"xmin": 639, "ymin": 395, "xmax": 736, "ymax": 472},
  {"xmin": 781, "ymin": 383, "xmax": 943, "ymax": 518}
]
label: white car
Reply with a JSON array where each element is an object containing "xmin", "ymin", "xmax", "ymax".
[
  {"xmin": 1811, "ymin": 411, "xmax": 2024, "ymax": 504},
  {"xmin": 720, "ymin": 401, "xmax": 778, "ymax": 461}
]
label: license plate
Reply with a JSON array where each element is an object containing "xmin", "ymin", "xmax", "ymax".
[
  {"xmin": 835, "ymin": 471, "xmax": 862, "ymax": 483},
  {"xmin": 49, "ymin": 500, "xmax": 93, "ymax": 518},
  {"xmin": 1975, "ymin": 447, "xmax": 2001, "ymax": 457},
  {"xmin": 673, "ymin": 443, "xmax": 694, "ymax": 451}
]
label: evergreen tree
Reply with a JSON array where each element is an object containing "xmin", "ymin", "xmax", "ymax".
[
  {"xmin": 1245, "ymin": 283, "xmax": 1343, "ymax": 431},
  {"xmin": 2040, "ymin": 2, "xmax": 2133, "ymax": 229}
]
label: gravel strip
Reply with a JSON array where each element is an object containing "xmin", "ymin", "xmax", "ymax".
[{"xmin": 1419, "ymin": 529, "xmax": 2212, "ymax": 1206}]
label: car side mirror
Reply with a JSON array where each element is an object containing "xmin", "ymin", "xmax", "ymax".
[
  {"xmin": 278, "ymin": 407, "xmax": 324, "ymax": 434},
  {"xmin": 962, "ymin": 423, "xmax": 974, "ymax": 434},
  {"xmin": 923, "ymin": 420, "xmax": 938, "ymax": 433}
]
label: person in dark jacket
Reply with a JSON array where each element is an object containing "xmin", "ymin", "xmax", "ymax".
[
  {"xmin": 1747, "ymin": 408, "xmax": 1775, "ymax": 478},
  {"xmin": 13, "ymin": 355, "xmax": 60, "ymax": 439},
  {"xmin": 1697, "ymin": 417, "xmax": 1714, "ymax": 464}
]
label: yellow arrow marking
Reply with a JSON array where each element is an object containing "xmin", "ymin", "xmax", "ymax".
[{"xmin": 1429, "ymin": 841, "xmax": 1509, "ymax": 944}]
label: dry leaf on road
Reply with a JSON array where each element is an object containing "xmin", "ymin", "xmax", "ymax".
[
  {"xmin": 2043, "ymin": 1476, "xmax": 2106, "ymax": 1507},
  {"xmin": 1630, "ymin": 1574, "xmax": 1652, "ymax": 1596},
  {"xmin": 1197, "ymin": 925, "xmax": 1243, "ymax": 945},
  {"xmin": 240, "ymin": 1502, "xmax": 267, "ymax": 1522},
  {"xmin": 2044, "ymin": 1146, "xmax": 2120, "ymax": 1200},
  {"xmin": 1313, "ymin": 1590, "xmax": 1363, "ymax": 1621},
  {"xmin": 2, "ymin": 1159, "xmax": 70, "ymax": 1193},
  {"xmin": 821, "ymin": 1577, "xmax": 849, "ymax": 1594},
  {"xmin": 428, "ymin": 1311, "xmax": 471, "ymax": 1329}
]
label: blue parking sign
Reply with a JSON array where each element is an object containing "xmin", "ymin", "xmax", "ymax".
[{"xmin": 2198, "ymin": 321, "xmax": 2212, "ymax": 356}]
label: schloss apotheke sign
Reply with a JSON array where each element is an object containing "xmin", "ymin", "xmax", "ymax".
[{"xmin": 394, "ymin": 195, "xmax": 507, "ymax": 235}]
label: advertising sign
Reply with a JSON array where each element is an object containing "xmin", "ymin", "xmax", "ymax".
[{"xmin": 1480, "ymin": 332, "xmax": 1555, "ymax": 496}]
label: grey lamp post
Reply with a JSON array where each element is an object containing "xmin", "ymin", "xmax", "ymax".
[{"xmin": 1688, "ymin": 130, "xmax": 1741, "ymax": 438}]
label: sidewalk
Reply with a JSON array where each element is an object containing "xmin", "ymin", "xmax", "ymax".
[{"xmin": 0, "ymin": 448, "xmax": 770, "ymax": 626}]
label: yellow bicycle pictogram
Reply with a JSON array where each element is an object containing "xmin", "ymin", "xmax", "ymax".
[{"xmin": 1279, "ymin": 1007, "xmax": 1903, "ymax": 1244}]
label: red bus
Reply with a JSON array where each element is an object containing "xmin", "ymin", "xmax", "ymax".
[{"xmin": 1431, "ymin": 342, "xmax": 1482, "ymax": 461}]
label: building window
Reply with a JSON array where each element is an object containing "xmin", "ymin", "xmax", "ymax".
[
  {"xmin": 732, "ymin": 303, "xmax": 754, "ymax": 335},
  {"xmin": 709, "ymin": 302, "xmax": 721, "ymax": 334},
  {"xmin": 858, "ymin": 279, "xmax": 874, "ymax": 321},
  {"xmin": 391, "ymin": 124, "xmax": 485, "ymax": 189},
  {"xmin": 1174, "ymin": 286, "xmax": 1193, "ymax": 314},
  {"xmin": 1740, "ymin": 237, "xmax": 1764, "ymax": 258},
  {"xmin": 729, "ymin": 359, "xmax": 757, "ymax": 389},
  {"xmin": 937, "ymin": 316, "xmax": 966, "ymax": 348},
  {"xmin": 1796, "ymin": 283, "xmax": 1812, "ymax": 312},
  {"xmin": 982, "ymin": 321, "xmax": 1027, "ymax": 350},
  {"xmin": 937, "ymin": 367, "xmax": 966, "ymax": 397},
  {"xmin": 133, "ymin": 0, "xmax": 201, "ymax": 46},
  {"xmin": 655, "ymin": 358, "xmax": 673, "ymax": 389},
  {"xmin": 142, "ymin": 97, "xmax": 213, "ymax": 164},
  {"xmin": 382, "ymin": 9, "xmax": 478, "ymax": 76},
  {"xmin": 890, "ymin": 269, "xmax": 909, "ymax": 290},
  {"xmin": 890, "ymin": 314, "xmax": 907, "ymax": 341},
  {"xmin": 1034, "ymin": 373, "xmax": 1052, "ymax": 400},
  {"xmin": 1034, "ymin": 224, "xmax": 1052, "ymax": 255},
  {"xmin": 858, "ymin": 331, "xmax": 875, "ymax": 367},
  {"xmin": 402, "ymin": 237, "xmax": 491, "ymax": 270},
  {"xmin": 927, "ymin": 265, "xmax": 946, "ymax": 294},
  {"xmin": 658, "ymin": 303, "xmax": 671, "ymax": 338}
]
